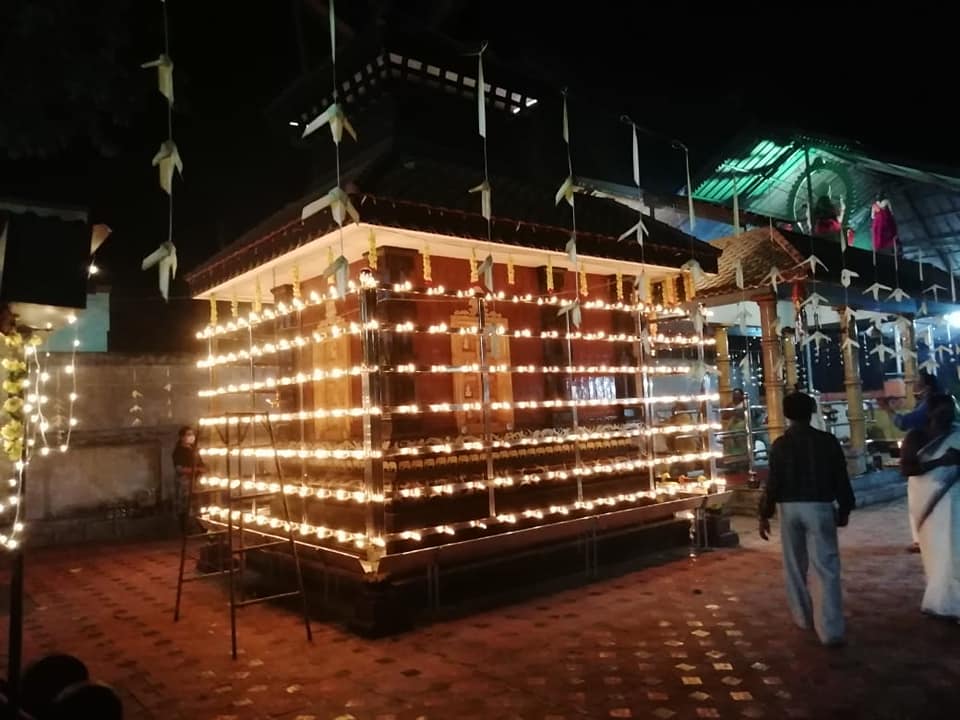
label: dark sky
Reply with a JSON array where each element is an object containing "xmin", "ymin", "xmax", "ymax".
[{"xmin": 1, "ymin": 0, "xmax": 955, "ymax": 303}]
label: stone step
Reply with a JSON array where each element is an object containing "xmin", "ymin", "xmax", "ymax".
[
  {"xmin": 851, "ymin": 469, "xmax": 903, "ymax": 493},
  {"xmin": 855, "ymin": 481, "xmax": 907, "ymax": 508},
  {"xmin": 726, "ymin": 472, "xmax": 907, "ymax": 516}
]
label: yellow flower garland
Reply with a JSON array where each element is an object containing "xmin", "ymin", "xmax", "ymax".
[{"xmin": 1, "ymin": 330, "xmax": 36, "ymax": 462}]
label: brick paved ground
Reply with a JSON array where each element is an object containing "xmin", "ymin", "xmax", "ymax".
[{"xmin": 3, "ymin": 498, "xmax": 960, "ymax": 720}]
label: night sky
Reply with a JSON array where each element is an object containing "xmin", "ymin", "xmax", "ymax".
[{"xmin": 1, "ymin": 0, "xmax": 955, "ymax": 307}]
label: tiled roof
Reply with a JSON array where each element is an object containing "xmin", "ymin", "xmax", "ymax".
[
  {"xmin": 695, "ymin": 227, "xmax": 805, "ymax": 301},
  {"xmin": 185, "ymin": 152, "xmax": 719, "ymax": 295}
]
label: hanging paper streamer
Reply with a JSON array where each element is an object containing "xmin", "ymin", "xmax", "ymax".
[
  {"xmin": 796, "ymin": 254, "xmax": 828, "ymax": 276},
  {"xmin": 951, "ymin": 257, "xmax": 957, "ymax": 303},
  {"xmin": 141, "ymin": 54, "xmax": 174, "ymax": 105},
  {"xmin": 302, "ymin": 102, "xmax": 357, "ymax": 144},
  {"xmin": 323, "ymin": 254, "xmax": 350, "ymax": 297},
  {"xmin": 209, "ymin": 295, "xmax": 218, "ymax": 325},
  {"xmin": 469, "ymin": 180, "xmax": 492, "ymax": 220},
  {"xmin": 140, "ymin": 2, "xmax": 180, "ymax": 302},
  {"xmin": 141, "ymin": 241, "xmax": 177, "ymax": 301},
  {"xmin": 863, "ymin": 282, "xmax": 891, "ymax": 302},
  {"xmin": 615, "ymin": 272, "xmax": 623, "ymax": 302},
  {"xmin": 478, "ymin": 254, "xmax": 494, "ymax": 292},
  {"xmin": 924, "ymin": 283, "xmax": 946, "ymax": 303},
  {"xmin": 469, "ymin": 45, "xmax": 495, "ymax": 246},
  {"xmin": 888, "ymin": 287, "xmax": 911, "ymax": 302},
  {"xmin": 734, "ymin": 259, "xmax": 745, "ymax": 290},
  {"xmin": 546, "ymin": 256, "xmax": 554, "ymax": 292},
  {"xmin": 619, "ymin": 122, "xmax": 648, "ymax": 248},
  {"xmin": 558, "ymin": 300, "xmax": 582, "ymax": 328},
  {"xmin": 301, "ymin": 186, "xmax": 359, "ymax": 225},
  {"xmin": 764, "ymin": 266, "xmax": 784, "ymax": 293},
  {"xmin": 292, "ymin": 265, "xmax": 301, "ymax": 301},
  {"xmin": 470, "ymin": 248, "xmax": 479, "ymax": 283},
  {"xmin": 254, "ymin": 277, "xmax": 263, "ymax": 314},
  {"xmin": 840, "ymin": 269, "xmax": 858, "ymax": 288},
  {"xmin": 635, "ymin": 272, "xmax": 649, "ymax": 302},
  {"xmin": 421, "ymin": 243, "xmax": 432, "ymax": 283},
  {"xmin": 680, "ymin": 258, "xmax": 704, "ymax": 287},
  {"xmin": 682, "ymin": 143, "xmax": 696, "ymax": 232},
  {"xmin": 507, "ymin": 255, "xmax": 515, "ymax": 285},
  {"xmin": 367, "ymin": 229, "xmax": 378, "ymax": 270},
  {"xmin": 579, "ymin": 263, "xmax": 588, "ymax": 297},
  {"xmin": 566, "ymin": 235, "xmax": 577, "ymax": 266}
]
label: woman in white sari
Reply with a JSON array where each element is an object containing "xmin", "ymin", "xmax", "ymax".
[{"xmin": 900, "ymin": 393, "xmax": 960, "ymax": 620}]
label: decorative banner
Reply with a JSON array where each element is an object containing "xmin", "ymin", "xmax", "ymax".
[
  {"xmin": 367, "ymin": 228, "xmax": 378, "ymax": 270},
  {"xmin": 141, "ymin": 241, "xmax": 177, "ymax": 301},
  {"xmin": 579, "ymin": 263, "xmax": 588, "ymax": 297},
  {"xmin": 152, "ymin": 140, "xmax": 183, "ymax": 195},
  {"xmin": 141, "ymin": 54, "xmax": 174, "ymax": 105},
  {"xmin": 507, "ymin": 255, "xmax": 515, "ymax": 285},
  {"xmin": 615, "ymin": 272, "xmax": 623, "ymax": 302}
]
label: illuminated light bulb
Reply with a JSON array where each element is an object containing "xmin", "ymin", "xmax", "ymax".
[
  {"xmin": 69, "ymin": 392, "xmax": 78, "ymax": 401},
  {"xmin": 14, "ymin": 522, "xmax": 24, "ymax": 532},
  {"xmin": 73, "ymin": 340, "xmax": 80, "ymax": 348},
  {"xmin": 59, "ymin": 444, "xmax": 68, "ymax": 453},
  {"xmin": 65, "ymin": 365, "xmax": 75, "ymax": 375},
  {"xmin": 40, "ymin": 447, "xmax": 50, "ymax": 456},
  {"xmin": 88, "ymin": 263, "xmax": 99, "ymax": 276},
  {"xmin": 6, "ymin": 539, "xmax": 18, "ymax": 550},
  {"xmin": 69, "ymin": 418, "xmax": 79, "ymax": 427}
]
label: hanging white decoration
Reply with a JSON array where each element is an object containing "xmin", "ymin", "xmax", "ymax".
[
  {"xmin": 870, "ymin": 343, "xmax": 896, "ymax": 362},
  {"xmin": 734, "ymin": 259, "xmax": 744, "ymax": 290},
  {"xmin": 841, "ymin": 336, "xmax": 860, "ymax": 351},
  {"xmin": 802, "ymin": 331, "xmax": 831, "ymax": 353},
  {"xmin": 141, "ymin": 240, "xmax": 177, "ymax": 302},
  {"xmin": 477, "ymin": 254, "xmax": 494, "ymax": 292},
  {"xmin": 141, "ymin": 54, "xmax": 174, "ymax": 105},
  {"xmin": 735, "ymin": 304, "xmax": 750, "ymax": 334},
  {"xmin": 796, "ymin": 254, "xmax": 828, "ymax": 275},
  {"xmin": 920, "ymin": 357, "xmax": 939, "ymax": 375},
  {"xmin": 618, "ymin": 216, "xmax": 648, "ymax": 244},
  {"xmin": 301, "ymin": 186, "xmax": 359, "ymax": 225},
  {"xmin": 840, "ymin": 268, "xmax": 858, "ymax": 288},
  {"xmin": 302, "ymin": 103, "xmax": 357, "ymax": 144},
  {"xmin": 763, "ymin": 266, "xmax": 784, "ymax": 293},
  {"xmin": 680, "ymin": 258, "xmax": 705, "ymax": 286},
  {"xmin": 469, "ymin": 180, "xmax": 492, "ymax": 220},
  {"xmin": 924, "ymin": 283, "xmax": 946, "ymax": 303},
  {"xmin": 801, "ymin": 292, "xmax": 828, "ymax": 311},
  {"xmin": 565, "ymin": 235, "xmax": 577, "ymax": 266},
  {"xmin": 863, "ymin": 282, "xmax": 892, "ymax": 302},
  {"xmin": 887, "ymin": 287, "xmax": 911, "ymax": 302},
  {"xmin": 152, "ymin": 140, "xmax": 183, "ymax": 196}
]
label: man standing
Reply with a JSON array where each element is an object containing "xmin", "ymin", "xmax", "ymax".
[{"xmin": 759, "ymin": 392, "xmax": 856, "ymax": 647}]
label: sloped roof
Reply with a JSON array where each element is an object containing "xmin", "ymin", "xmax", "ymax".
[
  {"xmin": 186, "ymin": 151, "xmax": 719, "ymax": 295},
  {"xmin": 695, "ymin": 227, "xmax": 805, "ymax": 302},
  {"xmin": 691, "ymin": 131, "xmax": 960, "ymax": 270}
]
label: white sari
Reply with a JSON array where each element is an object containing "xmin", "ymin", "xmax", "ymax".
[{"xmin": 910, "ymin": 428, "xmax": 960, "ymax": 618}]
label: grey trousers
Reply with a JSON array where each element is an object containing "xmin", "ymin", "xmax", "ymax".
[{"xmin": 778, "ymin": 501, "xmax": 845, "ymax": 644}]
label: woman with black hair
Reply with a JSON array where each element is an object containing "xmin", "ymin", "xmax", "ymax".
[{"xmin": 172, "ymin": 425, "xmax": 205, "ymax": 521}]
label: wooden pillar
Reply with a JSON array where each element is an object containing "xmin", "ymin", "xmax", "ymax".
[
  {"xmin": 782, "ymin": 328, "xmax": 799, "ymax": 393},
  {"xmin": 841, "ymin": 307, "xmax": 867, "ymax": 476},
  {"xmin": 715, "ymin": 325, "xmax": 733, "ymax": 407},
  {"xmin": 757, "ymin": 295, "xmax": 785, "ymax": 442},
  {"xmin": 902, "ymin": 317, "xmax": 918, "ymax": 410}
]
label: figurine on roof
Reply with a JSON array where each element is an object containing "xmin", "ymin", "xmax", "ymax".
[{"xmin": 871, "ymin": 190, "xmax": 901, "ymax": 256}]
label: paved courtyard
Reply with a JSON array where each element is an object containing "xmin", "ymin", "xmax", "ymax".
[{"xmin": 3, "ymin": 499, "xmax": 959, "ymax": 720}]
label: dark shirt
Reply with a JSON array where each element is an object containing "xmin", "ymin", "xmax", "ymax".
[
  {"xmin": 759, "ymin": 424, "xmax": 856, "ymax": 519},
  {"xmin": 172, "ymin": 444, "xmax": 203, "ymax": 475}
]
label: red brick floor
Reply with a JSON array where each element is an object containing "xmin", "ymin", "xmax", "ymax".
[{"xmin": 3, "ymin": 499, "xmax": 959, "ymax": 720}]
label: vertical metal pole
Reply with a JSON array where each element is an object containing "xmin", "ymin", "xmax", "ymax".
[
  {"xmin": 697, "ymin": 305, "xmax": 717, "ymax": 483},
  {"xmin": 636, "ymin": 307, "xmax": 656, "ymax": 491},
  {"xmin": 564, "ymin": 313, "xmax": 583, "ymax": 502},
  {"xmin": 226, "ymin": 418, "xmax": 238, "ymax": 659},
  {"xmin": 476, "ymin": 294, "xmax": 497, "ymax": 517},
  {"xmin": 359, "ymin": 283, "xmax": 386, "ymax": 565}
]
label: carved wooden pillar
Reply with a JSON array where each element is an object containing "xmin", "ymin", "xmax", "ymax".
[
  {"xmin": 757, "ymin": 295, "xmax": 785, "ymax": 443},
  {"xmin": 840, "ymin": 306, "xmax": 867, "ymax": 476},
  {"xmin": 715, "ymin": 326, "xmax": 732, "ymax": 407}
]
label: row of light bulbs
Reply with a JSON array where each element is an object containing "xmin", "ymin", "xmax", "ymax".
[
  {"xmin": 197, "ymin": 362, "xmax": 704, "ymax": 398},
  {"xmin": 197, "ymin": 475, "xmax": 724, "ymax": 550},
  {"xmin": 194, "ymin": 281, "xmax": 701, "ymax": 341},
  {"xmin": 196, "ymin": 323, "xmax": 714, "ymax": 370},
  {"xmin": 198, "ymin": 392, "xmax": 721, "ymax": 427}
]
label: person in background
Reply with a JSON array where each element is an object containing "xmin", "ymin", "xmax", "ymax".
[
  {"xmin": 886, "ymin": 371, "xmax": 941, "ymax": 552},
  {"xmin": 722, "ymin": 388, "xmax": 748, "ymax": 468},
  {"xmin": 759, "ymin": 392, "xmax": 855, "ymax": 648},
  {"xmin": 172, "ymin": 425, "xmax": 205, "ymax": 522},
  {"xmin": 899, "ymin": 393, "xmax": 960, "ymax": 621}
]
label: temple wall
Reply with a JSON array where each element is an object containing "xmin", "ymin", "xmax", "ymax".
[{"xmin": 21, "ymin": 352, "xmax": 227, "ymax": 525}]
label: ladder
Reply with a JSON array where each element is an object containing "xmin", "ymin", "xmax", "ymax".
[{"xmin": 174, "ymin": 411, "xmax": 312, "ymax": 658}]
